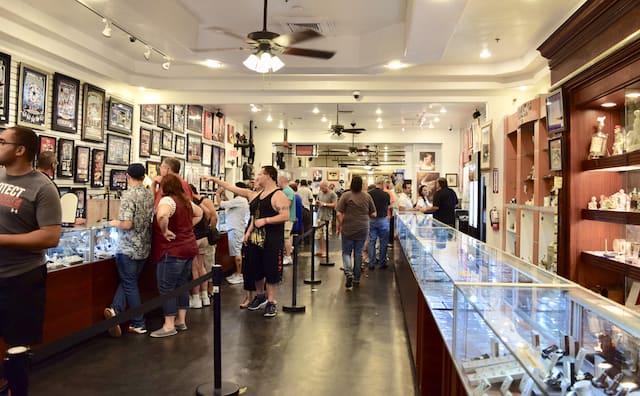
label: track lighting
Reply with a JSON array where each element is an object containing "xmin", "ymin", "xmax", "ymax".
[
  {"xmin": 143, "ymin": 46, "xmax": 151, "ymax": 61},
  {"xmin": 101, "ymin": 18, "xmax": 112, "ymax": 38},
  {"xmin": 162, "ymin": 57, "xmax": 171, "ymax": 70}
]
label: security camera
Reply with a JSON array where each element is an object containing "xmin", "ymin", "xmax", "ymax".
[
  {"xmin": 352, "ymin": 90, "xmax": 362, "ymax": 101},
  {"xmin": 448, "ymin": 125, "xmax": 453, "ymax": 132},
  {"xmin": 129, "ymin": 36, "xmax": 136, "ymax": 43}
]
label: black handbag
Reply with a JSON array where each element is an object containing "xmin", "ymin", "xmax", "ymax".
[{"xmin": 207, "ymin": 225, "xmax": 220, "ymax": 245}]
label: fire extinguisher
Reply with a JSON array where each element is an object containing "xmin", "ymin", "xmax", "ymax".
[{"xmin": 490, "ymin": 207, "xmax": 500, "ymax": 231}]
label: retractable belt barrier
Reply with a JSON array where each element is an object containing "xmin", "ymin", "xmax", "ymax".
[
  {"xmin": 320, "ymin": 221, "xmax": 335, "ymax": 266},
  {"xmin": 282, "ymin": 223, "xmax": 322, "ymax": 313}
]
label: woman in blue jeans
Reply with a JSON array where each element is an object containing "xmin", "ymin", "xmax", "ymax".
[{"xmin": 150, "ymin": 174, "xmax": 202, "ymax": 338}]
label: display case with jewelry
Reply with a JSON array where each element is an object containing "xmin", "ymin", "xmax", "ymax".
[{"xmin": 46, "ymin": 223, "xmax": 118, "ymax": 271}]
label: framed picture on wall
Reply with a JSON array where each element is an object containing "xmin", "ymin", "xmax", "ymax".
[
  {"xmin": 140, "ymin": 104, "xmax": 156, "ymax": 125},
  {"xmin": 203, "ymin": 110, "xmax": 213, "ymax": 140},
  {"xmin": 81, "ymin": 83, "xmax": 106, "ymax": 142},
  {"xmin": 107, "ymin": 97, "xmax": 133, "ymax": 135},
  {"xmin": 106, "ymin": 134, "xmax": 131, "ymax": 166},
  {"xmin": 445, "ymin": 173, "xmax": 458, "ymax": 187},
  {"xmin": 146, "ymin": 160, "xmax": 160, "ymax": 180},
  {"xmin": 74, "ymin": 146, "xmax": 90, "ymax": 183},
  {"xmin": 480, "ymin": 121, "xmax": 492, "ymax": 170},
  {"xmin": 548, "ymin": 136, "xmax": 563, "ymax": 171},
  {"xmin": 139, "ymin": 128, "xmax": 151, "ymax": 157},
  {"xmin": 157, "ymin": 104, "xmax": 173, "ymax": 130},
  {"xmin": 38, "ymin": 135, "xmax": 56, "ymax": 155},
  {"xmin": 0, "ymin": 52, "xmax": 10, "ymax": 123},
  {"xmin": 187, "ymin": 105, "xmax": 203, "ymax": 133},
  {"xmin": 202, "ymin": 143, "xmax": 212, "ymax": 166},
  {"xmin": 51, "ymin": 72, "xmax": 80, "ymax": 133},
  {"xmin": 212, "ymin": 146, "xmax": 220, "ymax": 175},
  {"xmin": 546, "ymin": 88, "xmax": 565, "ymax": 135},
  {"xmin": 187, "ymin": 134, "xmax": 202, "ymax": 162},
  {"xmin": 219, "ymin": 148, "xmax": 225, "ymax": 170},
  {"xmin": 59, "ymin": 187, "xmax": 87, "ymax": 219},
  {"xmin": 175, "ymin": 134, "xmax": 186, "ymax": 155},
  {"xmin": 150, "ymin": 129, "xmax": 161, "ymax": 156},
  {"xmin": 327, "ymin": 169, "xmax": 339, "ymax": 181},
  {"xmin": 162, "ymin": 129, "xmax": 173, "ymax": 151},
  {"xmin": 109, "ymin": 169, "xmax": 128, "ymax": 191},
  {"xmin": 173, "ymin": 104, "xmax": 185, "ymax": 133},
  {"xmin": 213, "ymin": 113, "xmax": 224, "ymax": 142},
  {"xmin": 91, "ymin": 149, "xmax": 105, "ymax": 188},
  {"xmin": 18, "ymin": 63, "xmax": 48, "ymax": 129},
  {"xmin": 57, "ymin": 138, "xmax": 74, "ymax": 178}
]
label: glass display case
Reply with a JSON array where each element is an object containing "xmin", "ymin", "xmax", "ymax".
[
  {"xmin": 46, "ymin": 223, "xmax": 119, "ymax": 271},
  {"xmin": 396, "ymin": 213, "xmax": 640, "ymax": 395}
]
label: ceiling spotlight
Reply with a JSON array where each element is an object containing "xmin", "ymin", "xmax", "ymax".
[
  {"xmin": 376, "ymin": 117, "xmax": 382, "ymax": 123},
  {"xmin": 321, "ymin": 115, "xmax": 327, "ymax": 123},
  {"xmin": 101, "ymin": 18, "xmax": 112, "ymax": 38},
  {"xmin": 375, "ymin": 108, "xmax": 382, "ymax": 115},
  {"xmin": 428, "ymin": 122, "xmax": 434, "ymax": 129},
  {"xmin": 312, "ymin": 106, "xmax": 319, "ymax": 114},
  {"xmin": 601, "ymin": 102, "xmax": 617, "ymax": 108},
  {"xmin": 434, "ymin": 116, "xmax": 440, "ymax": 123},
  {"xmin": 377, "ymin": 124, "xmax": 383, "ymax": 129},
  {"xmin": 401, "ymin": 127, "xmax": 405, "ymax": 132},
  {"xmin": 143, "ymin": 45, "xmax": 151, "ymax": 61},
  {"xmin": 266, "ymin": 114, "xmax": 273, "ymax": 122},
  {"xmin": 480, "ymin": 48, "xmax": 491, "ymax": 59},
  {"xmin": 161, "ymin": 57, "xmax": 171, "ymax": 70},
  {"xmin": 440, "ymin": 106, "xmax": 447, "ymax": 113}
]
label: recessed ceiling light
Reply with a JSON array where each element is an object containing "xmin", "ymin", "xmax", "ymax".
[
  {"xmin": 376, "ymin": 117, "xmax": 382, "ymax": 123},
  {"xmin": 375, "ymin": 108, "xmax": 382, "ymax": 115},
  {"xmin": 378, "ymin": 124, "xmax": 383, "ymax": 129},
  {"xmin": 385, "ymin": 60, "xmax": 408, "ymax": 70},
  {"xmin": 601, "ymin": 102, "xmax": 616, "ymax": 108},
  {"xmin": 440, "ymin": 106, "xmax": 447, "ymax": 113},
  {"xmin": 519, "ymin": 85, "xmax": 528, "ymax": 91},
  {"xmin": 266, "ymin": 114, "xmax": 273, "ymax": 122},
  {"xmin": 138, "ymin": 86, "xmax": 146, "ymax": 91},
  {"xmin": 428, "ymin": 122, "xmax": 434, "ymax": 129},
  {"xmin": 321, "ymin": 115, "xmax": 327, "ymax": 122},
  {"xmin": 434, "ymin": 116, "xmax": 440, "ymax": 123},
  {"xmin": 401, "ymin": 127, "xmax": 405, "ymax": 132},
  {"xmin": 204, "ymin": 59, "xmax": 222, "ymax": 68},
  {"xmin": 312, "ymin": 106, "xmax": 319, "ymax": 114},
  {"xmin": 480, "ymin": 48, "xmax": 491, "ymax": 59}
]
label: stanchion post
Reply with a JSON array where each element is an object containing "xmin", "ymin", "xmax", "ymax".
[
  {"xmin": 320, "ymin": 221, "xmax": 335, "ymax": 266},
  {"xmin": 283, "ymin": 236, "xmax": 306, "ymax": 313},
  {"xmin": 304, "ymin": 225, "xmax": 321, "ymax": 285},
  {"xmin": 195, "ymin": 265, "xmax": 239, "ymax": 396}
]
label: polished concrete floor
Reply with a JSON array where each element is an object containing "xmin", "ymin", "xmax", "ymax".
[{"xmin": 30, "ymin": 239, "xmax": 417, "ymax": 395}]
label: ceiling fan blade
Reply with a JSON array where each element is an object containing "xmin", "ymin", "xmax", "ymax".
[
  {"xmin": 341, "ymin": 129, "xmax": 363, "ymax": 134},
  {"xmin": 191, "ymin": 47, "xmax": 252, "ymax": 53},
  {"xmin": 282, "ymin": 47, "xmax": 336, "ymax": 59},
  {"xmin": 205, "ymin": 26, "xmax": 255, "ymax": 43},
  {"xmin": 272, "ymin": 30, "xmax": 322, "ymax": 47}
]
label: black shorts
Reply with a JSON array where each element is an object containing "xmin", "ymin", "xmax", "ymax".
[
  {"xmin": 244, "ymin": 243, "xmax": 282, "ymax": 285},
  {"xmin": 0, "ymin": 266, "xmax": 47, "ymax": 346}
]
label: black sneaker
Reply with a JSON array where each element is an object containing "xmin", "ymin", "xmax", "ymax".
[
  {"xmin": 263, "ymin": 302, "xmax": 277, "ymax": 317},
  {"xmin": 247, "ymin": 294, "xmax": 268, "ymax": 311},
  {"xmin": 345, "ymin": 275, "xmax": 353, "ymax": 290}
]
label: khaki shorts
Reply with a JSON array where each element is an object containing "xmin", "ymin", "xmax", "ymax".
[
  {"xmin": 197, "ymin": 237, "xmax": 216, "ymax": 270},
  {"xmin": 284, "ymin": 220, "xmax": 293, "ymax": 236},
  {"xmin": 314, "ymin": 221, "xmax": 328, "ymax": 240}
]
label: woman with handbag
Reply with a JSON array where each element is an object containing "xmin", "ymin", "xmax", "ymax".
[{"xmin": 188, "ymin": 185, "xmax": 218, "ymax": 309}]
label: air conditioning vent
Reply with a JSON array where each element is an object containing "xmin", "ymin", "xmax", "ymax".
[{"xmin": 282, "ymin": 19, "xmax": 335, "ymax": 35}]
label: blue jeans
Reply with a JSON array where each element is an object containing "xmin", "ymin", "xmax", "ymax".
[
  {"xmin": 156, "ymin": 255, "xmax": 193, "ymax": 317},
  {"xmin": 341, "ymin": 238, "xmax": 365, "ymax": 280},
  {"xmin": 111, "ymin": 253, "xmax": 146, "ymax": 328},
  {"xmin": 368, "ymin": 217, "xmax": 390, "ymax": 267}
]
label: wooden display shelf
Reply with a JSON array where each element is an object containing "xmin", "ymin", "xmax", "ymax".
[
  {"xmin": 581, "ymin": 251, "xmax": 640, "ymax": 280},
  {"xmin": 581, "ymin": 209, "xmax": 640, "ymax": 225},
  {"xmin": 582, "ymin": 151, "xmax": 640, "ymax": 171}
]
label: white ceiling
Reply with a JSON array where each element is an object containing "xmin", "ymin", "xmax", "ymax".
[{"xmin": 0, "ymin": 0, "xmax": 586, "ymax": 138}]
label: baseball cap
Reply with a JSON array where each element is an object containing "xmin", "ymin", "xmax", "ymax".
[{"xmin": 127, "ymin": 163, "xmax": 146, "ymax": 180}]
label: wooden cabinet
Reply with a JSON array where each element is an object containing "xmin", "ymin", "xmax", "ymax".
[{"xmin": 502, "ymin": 97, "xmax": 559, "ymax": 270}]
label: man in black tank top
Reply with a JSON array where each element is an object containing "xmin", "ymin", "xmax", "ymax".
[{"xmin": 243, "ymin": 166, "xmax": 290, "ymax": 317}]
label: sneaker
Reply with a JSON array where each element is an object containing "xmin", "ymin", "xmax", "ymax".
[
  {"xmin": 175, "ymin": 323, "xmax": 188, "ymax": 331},
  {"xmin": 201, "ymin": 294, "xmax": 211, "ymax": 306},
  {"xmin": 345, "ymin": 275, "xmax": 353, "ymax": 290},
  {"xmin": 103, "ymin": 308, "xmax": 121, "ymax": 337},
  {"xmin": 189, "ymin": 294, "xmax": 202, "ymax": 309},
  {"xmin": 247, "ymin": 294, "xmax": 268, "ymax": 311},
  {"xmin": 227, "ymin": 274, "xmax": 244, "ymax": 285},
  {"xmin": 149, "ymin": 328, "xmax": 178, "ymax": 338},
  {"xmin": 283, "ymin": 256, "xmax": 293, "ymax": 265},
  {"xmin": 127, "ymin": 326, "xmax": 147, "ymax": 335},
  {"xmin": 263, "ymin": 302, "xmax": 277, "ymax": 317}
]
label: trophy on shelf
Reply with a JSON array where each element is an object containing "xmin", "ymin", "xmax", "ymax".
[{"xmin": 589, "ymin": 116, "xmax": 608, "ymax": 159}]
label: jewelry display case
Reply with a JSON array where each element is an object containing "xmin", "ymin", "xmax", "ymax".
[
  {"xmin": 45, "ymin": 223, "xmax": 118, "ymax": 271},
  {"xmin": 395, "ymin": 213, "xmax": 640, "ymax": 395}
]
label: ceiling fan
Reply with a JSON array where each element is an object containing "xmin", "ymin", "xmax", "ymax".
[
  {"xmin": 330, "ymin": 104, "xmax": 366, "ymax": 136},
  {"xmin": 196, "ymin": 0, "xmax": 336, "ymax": 66}
]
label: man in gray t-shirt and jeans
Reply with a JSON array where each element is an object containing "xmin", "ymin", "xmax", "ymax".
[
  {"xmin": 315, "ymin": 181, "xmax": 337, "ymax": 258},
  {"xmin": 0, "ymin": 126, "xmax": 62, "ymax": 395}
]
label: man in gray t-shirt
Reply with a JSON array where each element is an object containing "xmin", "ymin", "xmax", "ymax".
[
  {"xmin": 314, "ymin": 181, "xmax": 337, "ymax": 257},
  {"xmin": 0, "ymin": 126, "xmax": 62, "ymax": 395}
]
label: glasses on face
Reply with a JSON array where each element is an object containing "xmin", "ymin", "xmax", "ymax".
[{"xmin": 0, "ymin": 139, "xmax": 20, "ymax": 146}]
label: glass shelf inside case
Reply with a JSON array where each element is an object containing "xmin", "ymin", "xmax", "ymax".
[{"xmin": 46, "ymin": 224, "xmax": 118, "ymax": 270}]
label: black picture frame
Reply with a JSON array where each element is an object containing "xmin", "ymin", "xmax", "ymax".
[
  {"xmin": 139, "ymin": 128, "xmax": 151, "ymax": 158},
  {"xmin": 51, "ymin": 73, "xmax": 80, "ymax": 133},
  {"xmin": 162, "ymin": 129, "xmax": 173, "ymax": 151},
  {"xmin": 146, "ymin": 160, "xmax": 160, "ymax": 180},
  {"xmin": 545, "ymin": 88, "xmax": 566, "ymax": 135},
  {"xmin": 175, "ymin": 134, "xmax": 186, "ymax": 155},
  {"xmin": 91, "ymin": 148, "xmax": 105, "ymax": 188},
  {"xmin": 106, "ymin": 134, "xmax": 131, "ymax": 166},
  {"xmin": 140, "ymin": 104, "xmax": 156, "ymax": 125},
  {"xmin": 109, "ymin": 169, "xmax": 128, "ymax": 191},
  {"xmin": 57, "ymin": 138, "xmax": 74, "ymax": 178},
  {"xmin": 157, "ymin": 104, "xmax": 173, "ymax": 130},
  {"xmin": 18, "ymin": 63, "xmax": 48, "ymax": 129},
  {"xmin": 59, "ymin": 187, "xmax": 87, "ymax": 219},
  {"xmin": 74, "ymin": 146, "xmax": 90, "ymax": 183},
  {"xmin": 151, "ymin": 129, "xmax": 161, "ymax": 156},
  {"xmin": 81, "ymin": 83, "xmax": 106, "ymax": 142},
  {"xmin": 107, "ymin": 97, "xmax": 133, "ymax": 135},
  {"xmin": 187, "ymin": 105, "xmax": 203, "ymax": 133},
  {"xmin": 187, "ymin": 134, "xmax": 202, "ymax": 163},
  {"xmin": 548, "ymin": 136, "xmax": 563, "ymax": 171},
  {"xmin": 202, "ymin": 143, "xmax": 212, "ymax": 166},
  {"xmin": 38, "ymin": 135, "xmax": 56, "ymax": 156},
  {"xmin": 0, "ymin": 52, "xmax": 10, "ymax": 123},
  {"xmin": 173, "ymin": 104, "xmax": 185, "ymax": 133}
]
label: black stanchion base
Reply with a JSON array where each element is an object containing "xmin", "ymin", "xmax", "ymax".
[
  {"xmin": 320, "ymin": 262, "xmax": 335, "ymax": 266},
  {"xmin": 282, "ymin": 305, "xmax": 306, "ymax": 313},
  {"xmin": 303, "ymin": 279, "xmax": 322, "ymax": 284},
  {"xmin": 195, "ymin": 381, "xmax": 240, "ymax": 396}
]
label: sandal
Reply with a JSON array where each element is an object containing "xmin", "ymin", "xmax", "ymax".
[{"xmin": 239, "ymin": 297, "xmax": 251, "ymax": 309}]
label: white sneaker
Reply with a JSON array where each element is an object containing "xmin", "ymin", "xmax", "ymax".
[
  {"xmin": 283, "ymin": 256, "xmax": 293, "ymax": 265},
  {"xmin": 200, "ymin": 291, "xmax": 211, "ymax": 306},
  {"xmin": 189, "ymin": 294, "xmax": 202, "ymax": 309},
  {"xmin": 227, "ymin": 274, "xmax": 244, "ymax": 285}
]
